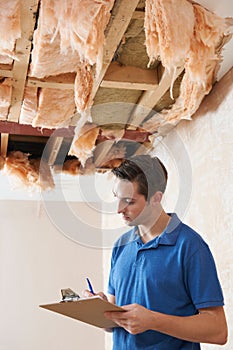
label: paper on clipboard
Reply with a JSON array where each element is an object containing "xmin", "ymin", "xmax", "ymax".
[{"xmin": 40, "ymin": 295, "xmax": 125, "ymax": 328}]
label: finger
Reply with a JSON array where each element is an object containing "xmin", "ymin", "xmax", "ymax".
[
  {"xmin": 105, "ymin": 311, "xmax": 127, "ymax": 320},
  {"xmin": 121, "ymin": 304, "xmax": 136, "ymax": 311},
  {"xmin": 82, "ymin": 289, "xmax": 94, "ymax": 298},
  {"xmin": 104, "ymin": 311, "xmax": 113, "ymax": 319},
  {"xmin": 98, "ymin": 292, "xmax": 108, "ymax": 301}
]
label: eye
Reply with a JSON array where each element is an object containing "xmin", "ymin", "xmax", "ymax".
[{"xmin": 125, "ymin": 198, "xmax": 134, "ymax": 205}]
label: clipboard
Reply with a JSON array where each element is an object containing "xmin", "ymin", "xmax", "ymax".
[{"xmin": 40, "ymin": 295, "xmax": 125, "ymax": 328}]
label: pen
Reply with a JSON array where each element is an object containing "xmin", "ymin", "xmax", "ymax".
[{"xmin": 86, "ymin": 277, "xmax": 95, "ymax": 294}]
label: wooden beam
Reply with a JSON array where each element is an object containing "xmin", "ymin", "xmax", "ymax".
[
  {"xmin": 132, "ymin": 142, "xmax": 153, "ymax": 156},
  {"xmin": 0, "ymin": 64, "xmax": 13, "ymax": 78},
  {"xmin": 0, "ymin": 64, "xmax": 13, "ymax": 70},
  {"xmin": 92, "ymin": 0, "xmax": 140, "ymax": 97},
  {"xmin": 8, "ymin": 0, "xmax": 40, "ymax": 122},
  {"xmin": 98, "ymin": 129, "xmax": 150, "ymax": 143},
  {"xmin": 0, "ymin": 133, "xmax": 9, "ymax": 157},
  {"xmin": 94, "ymin": 140, "xmax": 115, "ymax": 167},
  {"xmin": 0, "ymin": 120, "xmax": 74, "ymax": 137},
  {"xmin": 0, "ymin": 69, "xmax": 13, "ymax": 79},
  {"xmin": 28, "ymin": 63, "xmax": 158, "ymax": 91},
  {"xmin": 127, "ymin": 64, "xmax": 184, "ymax": 128},
  {"xmin": 101, "ymin": 62, "xmax": 158, "ymax": 90},
  {"xmin": 27, "ymin": 73, "xmax": 76, "ymax": 90},
  {"xmin": 0, "ymin": 120, "xmax": 150, "ymax": 140},
  {"xmin": 44, "ymin": 137, "xmax": 64, "ymax": 166}
]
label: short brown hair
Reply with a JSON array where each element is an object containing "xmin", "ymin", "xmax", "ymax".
[{"xmin": 112, "ymin": 155, "xmax": 167, "ymax": 200}]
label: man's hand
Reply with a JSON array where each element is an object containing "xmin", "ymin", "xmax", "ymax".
[
  {"xmin": 82, "ymin": 289, "xmax": 108, "ymax": 301},
  {"xmin": 106, "ymin": 304, "xmax": 228, "ymax": 345},
  {"xmin": 105, "ymin": 303, "xmax": 153, "ymax": 334}
]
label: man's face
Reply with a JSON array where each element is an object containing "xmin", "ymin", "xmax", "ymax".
[{"xmin": 113, "ymin": 178, "xmax": 152, "ymax": 226}]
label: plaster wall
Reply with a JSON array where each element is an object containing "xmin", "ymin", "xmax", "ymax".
[{"xmin": 0, "ymin": 200, "xmax": 105, "ymax": 350}]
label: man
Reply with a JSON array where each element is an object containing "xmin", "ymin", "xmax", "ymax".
[{"xmin": 85, "ymin": 155, "xmax": 227, "ymax": 349}]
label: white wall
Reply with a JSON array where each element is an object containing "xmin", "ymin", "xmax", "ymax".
[{"xmin": 0, "ymin": 200, "xmax": 105, "ymax": 350}]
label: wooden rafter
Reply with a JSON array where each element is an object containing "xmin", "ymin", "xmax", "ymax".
[
  {"xmin": 27, "ymin": 62, "xmax": 159, "ymax": 92},
  {"xmin": 44, "ymin": 136, "xmax": 64, "ymax": 166},
  {"xmin": 92, "ymin": 0, "xmax": 141, "ymax": 97},
  {"xmin": 101, "ymin": 62, "xmax": 158, "ymax": 90},
  {"xmin": 27, "ymin": 73, "xmax": 76, "ymax": 90},
  {"xmin": 0, "ymin": 120, "xmax": 150, "ymax": 140},
  {"xmin": 94, "ymin": 140, "xmax": 115, "ymax": 167},
  {"xmin": 1, "ymin": 1, "xmax": 39, "ymax": 157},
  {"xmin": 0, "ymin": 67, "xmax": 13, "ymax": 78},
  {"xmin": 0, "ymin": 133, "xmax": 9, "ymax": 157},
  {"xmin": 127, "ymin": 65, "xmax": 184, "ymax": 128},
  {"xmin": 0, "ymin": 120, "xmax": 73, "ymax": 137},
  {"xmin": 7, "ymin": 0, "xmax": 40, "ymax": 123},
  {"xmin": 132, "ymin": 142, "xmax": 153, "ymax": 156}
]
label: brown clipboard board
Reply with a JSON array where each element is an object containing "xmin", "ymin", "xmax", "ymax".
[{"xmin": 40, "ymin": 295, "xmax": 125, "ymax": 328}]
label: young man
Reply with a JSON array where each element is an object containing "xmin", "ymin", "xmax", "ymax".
[{"xmin": 85, "ymin": 155, "xmax": 227, "ymax": 349}]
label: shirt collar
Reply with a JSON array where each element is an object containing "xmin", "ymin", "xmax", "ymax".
[{"xmin": 132, "ymin": 213, "xmax": 181, "ymax": 247}]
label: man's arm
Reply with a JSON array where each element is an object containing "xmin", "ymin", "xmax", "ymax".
[{"xmin": 105, "ymin": 304, "xmax": 227, "ymax": 345}]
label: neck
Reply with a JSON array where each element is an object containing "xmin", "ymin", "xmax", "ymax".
[{"xmin": 138, "ymin": 210, "xmax": 171, "ymax": 243}]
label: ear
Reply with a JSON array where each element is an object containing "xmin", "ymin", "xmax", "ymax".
[{"xmin": 150, "ymin": 191, "xmax": 163, "ymax": 206}]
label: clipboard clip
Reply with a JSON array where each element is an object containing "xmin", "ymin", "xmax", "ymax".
[{"xmin": 61, "ymin": 288, "xmax": 80, "ymax": 302}]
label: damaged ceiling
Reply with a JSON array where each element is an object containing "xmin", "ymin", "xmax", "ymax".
[{"xmin": 0, "ymin": 0, "xmax": 232, "ymax": 190}]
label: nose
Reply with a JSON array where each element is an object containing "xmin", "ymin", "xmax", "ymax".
[{"xmin": 117, "ymin": 200, "xmax": 127, "ymax": 214}]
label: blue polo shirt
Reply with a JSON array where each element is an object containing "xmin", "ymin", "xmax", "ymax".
[{"xmin": 108, "ymin": 213, "xmax": 224, "ymax": 350}]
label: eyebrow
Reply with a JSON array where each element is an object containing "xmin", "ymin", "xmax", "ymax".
[{"xmin": 112, "ymin": 191, "xmax": 134, "ymax": 201}]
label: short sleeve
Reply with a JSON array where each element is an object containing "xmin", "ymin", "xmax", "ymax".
[
  {"xmin": 107, "ymin": 248, "xmax": 116, "ymax": 296},
  {"xmin": 185, "ymin": 243, "xmax": 224, "ymax": 309}
]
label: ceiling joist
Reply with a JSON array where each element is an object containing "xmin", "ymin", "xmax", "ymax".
[
  {"xmin": 0, "ymin": 133, "xmax": 9, "ymax": 157},
  {"xmin": 0, "ymin": 120, "xmax": 150, "ymax": 141},
  {"xmin": 7, "ymin": 0, "xmax": 40, "ymax": 123},
  {"xmin": 27, "ymin": 73, "xmax": 76, "ymax": 90},
  {"xmin": 128, "ymin": 65, "xmax": 184, "ymax": 128},
  {"xmin": 101, "ymin": 62, "xmax": 158, "ymax": 90},
  {"xmin": 94, "ymin": 139, "xmax": 116, "ymax": 167},
  {"xmin": 27, "ymin": 62, "xmax": 159, "ymax": 92},
  {"xmin": 45, "ymin": 136, "xmax": 65, "ymax": 166},
  {"xmin": 0, "ymin": 66, "xmax": 13, "ymax": 78},
  {"xmin": 91, "ymin": 0, "xmax": 141, "ymax": 97}
]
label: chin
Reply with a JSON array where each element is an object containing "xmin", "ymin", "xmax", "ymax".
[
  {"xmin": 125, "ymin": 219, "xmax": 136, "ymax": 226},
  {"xmin": 122, "ymin": 217, "xmax": 132, "ymax": 225}
]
